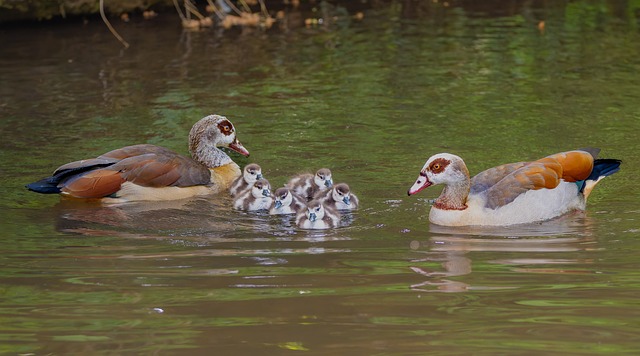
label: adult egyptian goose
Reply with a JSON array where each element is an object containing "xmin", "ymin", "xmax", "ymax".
[
  {"xmin": 287, "ymin": 168, "xmax": 333, "ymax": 200},
  {"xmin": 233, "ymin": 179, "xmax": 273, "ymax": 211},
  {"xmin": 26, "ymin": 114, "xmax": 249, "ymax": 202},
  {"xmin": 314, "ymin": 183, "xmax": 359, "ymax": 211},
  {"xmin": 270, "ymin": 187, "xmax": 306, "ymax": 215},
  {"xmin": 296, "ymin": 199, "xmax": 341, "ymax": 229},
  {"xmin": 229, "ymin": 163, "xmax": 263, "ymax": 197},
  {"xmin": 407, "ymin": 149, "xmax": 621, "ymax": 226}
]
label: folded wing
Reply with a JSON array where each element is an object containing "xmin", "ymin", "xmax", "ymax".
[
  {"xmin": 30, "ymin": 144, "xmax": 211, "ymax": 199},
  {"xmin": 481, "ymin": 150, "xmax": 595, "ymax": 209}
]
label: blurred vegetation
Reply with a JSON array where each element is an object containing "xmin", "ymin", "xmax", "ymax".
[
  {"xmin": 0, "ymin": 0, "xmax": 171, "ymax": 21},
  {"xmin": 1, "ymin": 0, "xmax": 639, "ymax": 26}
]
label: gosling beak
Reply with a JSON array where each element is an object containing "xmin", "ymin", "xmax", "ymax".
[
  {"xmin": 229, "ymin": 138, "xmax": 250, "ymax": 157},
  {"xmin": 324, "ymin": 179, "xmax": 333, "ymax": 188},
  {"xmin": 343, "ymin": 196, "xmax": 350, "ymax": 205},
  {"xmin": 309, "ymin": 212, "xmax": 317, "ymax": 222},
  {"xmin": 408, "ymin": 173, "xmax": 432, "ymax": 196},
  {"xmin": 256, "ymin": 173, "xmax": 263, "ymax": 180},
  {"xmin": 274, "ymin": 200, "xmax": 283, "ymax": 209},
  {"xmin": 262, "ymin": 189, "xmax": 270, "ymax": 197}
]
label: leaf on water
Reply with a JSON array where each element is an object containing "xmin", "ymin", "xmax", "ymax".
[{"xmin": 278, "ymin": 341, "xmax": 310, "ymax": 351}]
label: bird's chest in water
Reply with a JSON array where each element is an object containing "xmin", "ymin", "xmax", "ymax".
[{"xmin": 210, "ymin": 164, "xmax": 241, "ymax": 189}]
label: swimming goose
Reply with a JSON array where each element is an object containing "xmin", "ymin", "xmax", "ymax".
[
  {"xmin": 229, "ymin": 163, "xmax": 263, "ymax": 197},
  {"xmin": 233, "ymin": 178, "xmax": 273, "ymax": 211},
  {"xmin": 314, "ymin": 183, "xmax": 359, "ymax": 211},
  {"xmin": 287, "ymin": 168, "xmax": 333, "ymax": 200},
  {"xmin": 407, "ymin": 149, "xmax": 621, "ymax": 226},
  {"xmin": 270, "ymin": 187, "xmax": 306, "ymax": 215},
  {"xmin": 26, "ymin": 115, "xmax": 249, "ymax": 202},
  {"xmin": 296, "ymin": 199, "xmax": 341, "ymax": 229}
]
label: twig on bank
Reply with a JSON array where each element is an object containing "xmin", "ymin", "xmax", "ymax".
[
  {"xmin": 100, "ymin": 0, "xmax": 129, "ymax": 48},
  {"xmin": 258, "ymin": 0, "xmax": 269, "ymax": 17},
  {"xmin": 184, "ymin": 0, "xmax": 206, "ymax": 20},
  {"xmin": 222, "ymin": 0, "xmax": 244, "ymax": 16},
  {"xmin": 206, "ymin": 0, "xmax": 226, "ymax": 20},
  {"xmin": 173, "ymin": 0, "xmax": 187, "ymax": 21}
]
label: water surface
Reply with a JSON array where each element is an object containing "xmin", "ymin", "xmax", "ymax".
[{"xmin": 1, "ymin": 1, "xmax": 639, "ymax": 354}]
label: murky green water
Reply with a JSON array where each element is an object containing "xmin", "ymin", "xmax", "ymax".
[{"xmin": 1, "ymin": 1, "xmax": 639, "ymax": 354}]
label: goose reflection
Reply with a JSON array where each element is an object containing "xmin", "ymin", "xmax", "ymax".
[
  {"xmin": 52, "ymin": 196, "xmax": 353, "ymax": 245},
  {"xmin": 52, "ymin": 196, "xmax": 266, "ymax": 238},
  {"xmin": 409, "ymin": 212, "xmax": 597, "ymax": 292}
]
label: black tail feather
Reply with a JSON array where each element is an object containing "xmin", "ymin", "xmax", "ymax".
[
  {"xmin": 578, "ymin": 158, "xmax": 621, "ymax": 193},
  {"xmin": 26, "ymin": 162, "xmax": 116, "ymax": 194},
  {"xmin": 588, "ymin": 159, "xmax": 622, "ymax": 180},
  {"xmin": 26, "ymin": 177, "xmax": 62, "ymax": 194}
]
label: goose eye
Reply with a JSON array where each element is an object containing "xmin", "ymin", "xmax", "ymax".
[
  {"xmin": 433, "ymin": 164, "xmax": 440, "ymax": 170},
  {"xmin": 222, "ymin": 125, "xmax": 231, "ymax": 133}
]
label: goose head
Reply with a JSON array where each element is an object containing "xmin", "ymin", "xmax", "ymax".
[
  {"xmin": 251, "ymin": 179, "xmax": 272, "ymax": 199},
  {"xmin": 407, "ymin": 153, "xmax": 469, "ymax": 195},
  {"xmin": 306, "ymin": 200, "xmax": 326, "ymax": 222},
  {"xmin": 314, "ymin": 168, "xmax": 333, "ymax": 188},
  {"xmin": 189, "ymin": 115, "xmax": 250, "ymax": 159},
  {"xmin": 243, "ymin": 163, "xmax": 263, "ymax": 184},
  {"xmin": 331, "ymin": 183, "xmax": 351, "ymax": 205},
  {"xmin": 273, "ymin": 187, "xmax": 292, "ymax": 209}
]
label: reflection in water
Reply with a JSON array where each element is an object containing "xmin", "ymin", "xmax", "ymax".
[
  {"xmin": 409, "ymin": 213, "xmax": 597, "ymax": 292},
  {"xmin": 53, "ymin": 197, "xmax": 239, "ymax": 236},
  {"xmin": 53, "ymin": 196, "xmax": 354, "ymax": 244},
  {"xmin": 427, "ymin": 210, "xmax": 594, "ymax": 238}
]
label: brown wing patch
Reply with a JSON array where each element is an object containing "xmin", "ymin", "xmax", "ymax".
[
  {"xmin": 484, "ymin": 162, "xmax": 561, "ymax": 209},
  {"xmin": 99, "ymin": 144, "xmax": 175, "ymax": 160},
  {"xmin": 61, "ymin": 169, "xmax": 125, "ymax": 198},
  {"xmin": 483, "ymin": 150, "xmax": 594, "ymax": 209},
  {"xmin": 546, "ymin": 151, "xmax": 594, "ymax": 182},
  {"xmin": 119, "ymin": 158, "xmax": 182, "ymax": 187},
  {"xmin": 111, "ymin": 153, "xmax": 210, "ymax": 188}
]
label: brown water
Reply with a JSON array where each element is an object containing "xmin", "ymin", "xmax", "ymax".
[{"xmin": 1, "ymin": 1, "xmax": 640, "ymax": 354}]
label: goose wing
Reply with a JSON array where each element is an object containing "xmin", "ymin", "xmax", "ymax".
[
  {"xmin": 58, "ymin": 145, "xmax": 210, "ymax": 198},
  {"xmin": 482, "ymin": 150, "xmax": 595, "ymax": 209}
]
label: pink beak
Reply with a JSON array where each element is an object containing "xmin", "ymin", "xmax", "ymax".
[
  {"xmin": 408, "ymin": 174, "xmax": 431, "ymax": 196},
  {"xmin": 229, "ymin": 139, "xmax": 250, "ymax": 157}
]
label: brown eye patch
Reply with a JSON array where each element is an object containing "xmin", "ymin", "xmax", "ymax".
[
  {"xmin": 217, "ymin": 119, "xmax": 234, "ymax": 136},
  {"xmin": 429, "ymin": 158, "xmax": 450, "ymax": 173}
]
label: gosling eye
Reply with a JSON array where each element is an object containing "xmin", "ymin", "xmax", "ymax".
[{"xmin": 315, "ymin": 207, "xmax": 321, "ymax": 212}]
